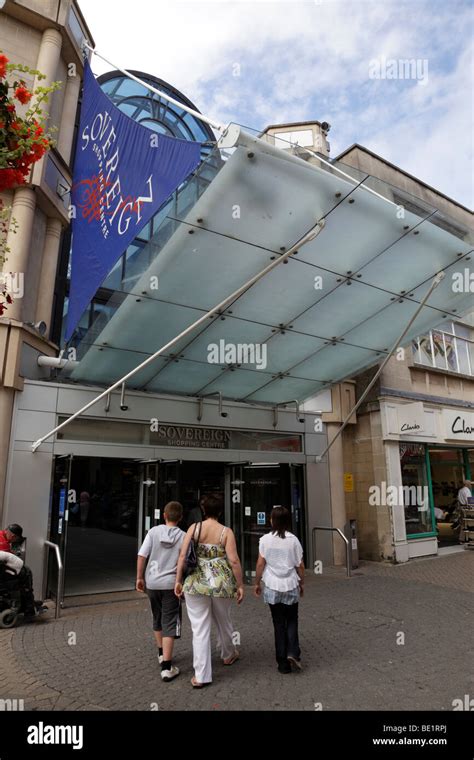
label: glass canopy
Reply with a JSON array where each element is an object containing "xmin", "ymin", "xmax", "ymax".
[{"xmin": 64, "ymin": 125, "xmax": 473, "ymax": 405}]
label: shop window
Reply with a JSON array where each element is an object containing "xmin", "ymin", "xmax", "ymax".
[
  {"xmin": 399, "ymin": 443, "xmax": 434, "ymax": 536},
  {"xmin": 429, "ymin": 448, "xmax": 466, "ymax": 514}
]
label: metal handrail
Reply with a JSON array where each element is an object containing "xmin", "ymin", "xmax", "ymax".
[
  {"xmin": 44, "ymin": 541, "xmax": 64, "ymax": 619},
  {"xmin": 312, "ymin": 526, "xmax": 352, "ymax": 578}
]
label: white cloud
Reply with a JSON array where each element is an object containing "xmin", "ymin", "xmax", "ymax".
[{"xmin": 77, "ymin": 0, "xmax": 473, "ymax": 207}]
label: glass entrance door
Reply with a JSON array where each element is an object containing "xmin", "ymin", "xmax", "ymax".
[
  {"xmin": 62, "ymin": 457, "xmax": 140, "ymax": 595},
  {"xmin": 230, "ymin": 464, "xmax": 301, "ymax": 583},
  {"xmin": 47, "ymin": 454, "xmax": 73, "ymax": 602},
  {"xmin": 140, "ymin": 461, "xmax": 158, "ymax": 543}
]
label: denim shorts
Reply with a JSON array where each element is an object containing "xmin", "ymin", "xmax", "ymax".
[{"xmin": 263, "ymin": 586, "xmax": 300, "ymax": 605}]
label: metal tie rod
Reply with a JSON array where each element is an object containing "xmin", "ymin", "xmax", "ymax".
[
  {"xmin": 31, "ymin": 219, "xmax": 326, "ymax": 452},
  {"xmin": 82, "ymin": 42, "xmax": 226, "ymax": 134}
]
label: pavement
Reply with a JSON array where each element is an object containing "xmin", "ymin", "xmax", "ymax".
[{"xmin": 0, "ymin": 551, "xmax": 472, "ymax": 711}]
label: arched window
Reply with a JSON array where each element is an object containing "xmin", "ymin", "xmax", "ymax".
[{"xmin": 99, "ymin": 71, "xmax": 215, "ymax": 158}]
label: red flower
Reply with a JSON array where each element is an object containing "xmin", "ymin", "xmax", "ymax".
[
  {"xmin": 0, "ymin": 167, "xmax": 27, "ymax": 192},
  {"xmin": 14, "ymin": 86, "xmax": 32, "ymax": 105},
  {"xmin": 0, "ymin": 54, "xmax": 8, "ymax": 79}
]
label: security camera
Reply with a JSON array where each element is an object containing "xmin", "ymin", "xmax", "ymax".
[
  {"xmin": 120, "ymin": 404, "xmax": 129, "ymax": 411},
  {"xmin": 26, "ymin": 321, "xmax": 47, "ymax": 335},
  {"xmin": 321, "ymin": 121, "xmax": 331, "ymax": 133},
  {"xmin": 221, "ymin": 412, "xmax": 228, "ymax": 418}
]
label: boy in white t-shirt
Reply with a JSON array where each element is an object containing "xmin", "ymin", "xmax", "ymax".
[
  {"xmin": 254, "ymin": 506, "xmax": 305, "ymax": 674},
  {"xmin": 136, "ymin": 501, "xmax": 185, "ymax": 682}
]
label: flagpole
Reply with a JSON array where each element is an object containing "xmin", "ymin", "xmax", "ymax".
[{"xmin": 82, "ymin": 42, "xmax": 226, "ymax": 134}]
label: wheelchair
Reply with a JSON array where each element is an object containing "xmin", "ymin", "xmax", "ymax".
[{"xmin": 0, "ymin": 569, "xmax": 22, "ymax": 628}]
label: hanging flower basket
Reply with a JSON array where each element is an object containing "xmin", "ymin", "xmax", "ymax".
[{"xmin": 0, "ymin": 52, "xmax": 60, "ymax": 315}]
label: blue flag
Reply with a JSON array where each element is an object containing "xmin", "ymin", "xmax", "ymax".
[{"xmin": 65, "ymin": 60, "xmax": 202, "ymax": 341}]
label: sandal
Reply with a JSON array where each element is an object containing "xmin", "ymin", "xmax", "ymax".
[
  {"xmin": 191, "ymin": 677, "xmax": 210, "ymax": 688},
  {"xmin": 223, "ymin": 650, "xmax": 240, "ymax": 666}
]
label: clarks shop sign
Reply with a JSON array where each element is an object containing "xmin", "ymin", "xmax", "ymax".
[
  {"xmin": 443, "ymin": 409, "xmax": 474, "ymax": 442},
  {"xmin": 396, "ymin": 402, "xmax": 425, "ymax": 435},
  {"xmin": 154, "ymin": 425, "xmax": 231, "ymax": 449}
]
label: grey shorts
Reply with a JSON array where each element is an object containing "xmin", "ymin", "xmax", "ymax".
[{"xmin": 147, "ymin": 589, "xmax": 182, "ymax": 637}]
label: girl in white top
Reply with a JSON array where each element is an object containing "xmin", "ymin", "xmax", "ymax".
[{"xmin": 254, "ymin": 506, "xmax": 304, "ymax": 674}]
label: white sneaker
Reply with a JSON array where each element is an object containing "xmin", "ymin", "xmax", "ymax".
[
  {"xmin": 157, "ymin": 654, "xmax": 164, "ymax": 665},
  {"xmin": 161, "ymin": 666, "xmax": 180, "ymax": 681}
]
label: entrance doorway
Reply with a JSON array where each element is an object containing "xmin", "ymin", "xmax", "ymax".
[
  {"xmin": 50, "ymin": 456, "xmax": 141, "ymax": 595},
  {"xmin": 50, "ymin": 456, "xmax": 305, "ymax": 596},
  {"xmin": 230, "ymin": 463, "xmax": 305, "ymax": 583},
  {"xmin": 428, "ymin": 447, "xmax": 472, "ymax": 546}
]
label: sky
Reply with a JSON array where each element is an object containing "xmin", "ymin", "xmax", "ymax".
[{"xmin": 78, "ymin": 0, "xmax": 473, "ymax": 209}]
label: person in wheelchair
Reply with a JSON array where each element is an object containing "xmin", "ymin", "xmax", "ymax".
[{"xmin": 0, "ymin": 523, "xmax": 47, "ymax": 623}]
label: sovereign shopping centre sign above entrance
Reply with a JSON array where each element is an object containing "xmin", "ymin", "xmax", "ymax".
[
  {"xmin": 57, "ymin": 418, "xmax": 302, "ymax": 452},
  {"xmin": 153, "ymin": 425, "xmax": 302, "ymax": 451}
]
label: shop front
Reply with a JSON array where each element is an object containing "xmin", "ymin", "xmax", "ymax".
[
  {"xmin": 49, "ymin": 455, "xmax": 305, "ymax": 596},
  {"xmin": 382, "ymin": 401, "xmax": 473, "ymax": 560},
  {"xmin": 4, "ymin": 380, "xmax": 324, "ymax": 599}
]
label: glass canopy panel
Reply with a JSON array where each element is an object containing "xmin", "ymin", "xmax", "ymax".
[
  {"xmin": 263, "ymin": 332, "xmax": 327, "ymax": 373},
  {"xmin": 143, "ymin": 360, "xmax": 224, "ymax": 395},
  {"xmin": 246, "ymin": 377, "xmax": 327, "ymax": 404},
  {"xmin": 290, "ymin": 280, "xmax": 394, "ymax": 340},
  {"xmin": 65, "ymin": 343, "xmax": 168, "ymax": 387},
  {"xmin": 126, "ymin": 225, "xmax": 270, "ymax": 313},
  {"xmin": 228, "ymin": 258, "xmax": 343, "ymax": 324},
  {"xmin": 295, "ymin": 177, "xmax": 438, "ymax": 275},
  {"xmin": 194, "ymin": 367, "xmax": 276, "ymax": 398},
  {"xmin": 67, "ymin": 127, "xmax": 473, "ymax": 404},
  {"xmin": 408, "ymin": 258, "xmax": 473, "ymax": 317},
  {"xmin": 85, "ymin": 299, "xmax": 209, "ymax": 355},
  {"xmin": 291, "ymin": 343, "xmax": 382, "ymax": 383},
  {"xmin": 358, "ymin": 214, "xmax": 472, "ymax": 292},
  {"xmin": 339, "ymin": 295, "xmax": 466, "ymax": 353},
  {"xmin": 178, "ymin": 318, "xmax": 273, "ymax": 364},
  {"xmin": 172, "ymin": 144, "xmax": 363, "ymax": 250}
]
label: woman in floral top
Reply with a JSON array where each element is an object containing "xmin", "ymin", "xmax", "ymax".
[{"xmin": 175, "ymin": 495, "xmax": 244, "ymax": 687}]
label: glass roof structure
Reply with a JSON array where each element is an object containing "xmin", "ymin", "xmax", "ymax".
[
  {"xmin": 65, "ymin": 125, "xmax": 473, "ymax": 406},
  {"xmin": 99, "ymin": 71, "xmax": 216, "ymax": 159}
]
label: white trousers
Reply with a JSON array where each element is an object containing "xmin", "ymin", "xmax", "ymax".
[{"xmin": 184, "ymin": 594, "xmax": 235, "ymax": 684}]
